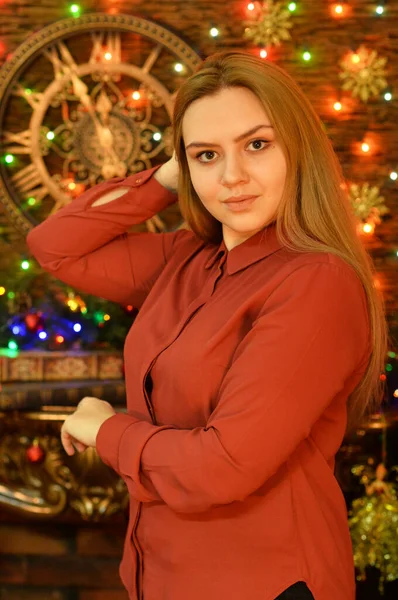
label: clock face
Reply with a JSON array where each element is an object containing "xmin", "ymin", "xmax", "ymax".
[{"xmin": 0, "ymin": 13, "xmax": 201, "ymax": 235}]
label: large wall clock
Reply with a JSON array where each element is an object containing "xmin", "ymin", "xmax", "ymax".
[{"xmin": 0, "ymin": 13, "xmax": 201, "ymax": 235}]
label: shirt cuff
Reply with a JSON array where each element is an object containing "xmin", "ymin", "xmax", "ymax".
[{"xmin": 95, "ymin": 412, "xmax": 174, "ymax": 503}]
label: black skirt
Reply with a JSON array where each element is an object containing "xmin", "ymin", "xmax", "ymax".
[{"xmin": 275, "ymin": 581, "xmax": 315, "ymax": 599}]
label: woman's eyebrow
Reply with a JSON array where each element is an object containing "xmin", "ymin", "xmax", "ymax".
[{"xmin": 185, "ymin": 124, "xmax": 274, "ymax": 150}]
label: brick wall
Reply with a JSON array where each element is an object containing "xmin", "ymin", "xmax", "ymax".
[
  {"xmin": 0, "ymin": 519, "xmax": 128, "ymax": 600},
  {"xmin": 0, "ymin": 0, "xmax": 396, "ymax": 323}
]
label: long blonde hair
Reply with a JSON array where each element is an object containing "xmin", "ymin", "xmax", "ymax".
[{"xmin": 172, "ymin": 50, "xmax": 388, "ymax": 429}]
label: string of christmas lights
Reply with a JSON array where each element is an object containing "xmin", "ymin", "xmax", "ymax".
[{"xmin": 0, "ymin": 1, "xmax": 396, "ymax": 382}]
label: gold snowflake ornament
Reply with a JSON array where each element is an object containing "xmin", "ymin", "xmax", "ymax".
[
  {"xmin": 244, "ymin": 0, "xmax": 293, "ymax": 48},
  {"xmin": 339, "ymin": 45, "xmax": 388, "ymax": 103},
  {"xmin": 349, "ymin": 464, "xmax": 398, "ymax": 593},
  {"xmin": 349, "ymin": 183, "xmax": 389, "ymax": 229}
]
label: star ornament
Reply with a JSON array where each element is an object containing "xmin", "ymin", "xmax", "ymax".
[
  {"xmin": 339, "ymin": 46, "xmax": 388, "ymax": 103},
  {"xmin": 244, "ymin": 0, "xmax": 293, "ymax": 48},
  {"xmin": 348, "ymin": 182, "xmax": 389, "ymax": 227}
]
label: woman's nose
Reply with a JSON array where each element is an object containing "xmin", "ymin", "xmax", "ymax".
[{"xmin": 221, "ymin": 157, "xmax": 249, "ymax": 187}]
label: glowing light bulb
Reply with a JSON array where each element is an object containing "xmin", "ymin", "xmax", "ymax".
[
  {"xmin": 334, "ymin": 4, "xmax": 343, "ymax": 14},
  {"xmin": 70, "ymin": 4, "xmax": 80, "ymax": 15},
  {"xmin": 21, "ymin": 260, "xmax": 30, "ymax": 270},
  {"xmin": 0, "ymin": 287, "xmax": 5, "ymax": 295},
  {"xmin": 38, "ymin": 331, "xmax": 47, "ymax": 340},
  {"xmin": 260, "ymin": 49, "xmax": 268, "ymax": 59},
  {"xmin": 174, "ymin": 63, "xmax": 184, "ymax": 73},
  {"xmin": 46, "ymin": 131, "xmax": 55, "ymax": 140},
  {"xmin": 68, "ymin": 182, "xmax": 76, "ymax": 190},
  {"xmin": 352, "ymin": 54, "xmax": 360, "ymax": 64},
  {"xmin": 153, "ymin": 132, "xmax": 162, "ymax": 141},
  {"xmin": 8, "ymin": 341, "xmax": 18, "ymax": 351},
  {"xmin": 56, "ymin": 335, "xmax": 64, "ymax": 344},
  {"xmin": 302, "ymin": 51, "xmax": 312, "ymax": 61},
  {"xmin": 390, "ymin": 171, "xmax": 397, "ymax": 181},
  {"xmin": 384, "ymin": 91, "xmax": 392, "ymax": 101},
  {"xmin": 68, "ymin": 299, "xmax": 79, "ymax": 311},
  {"xmin": 334, "ymin": 101, "xmax": 342, "ymax": 111},
  {"xmin": 394, "ymin": 389, "xmax": 398, "ymax": 398},
  {"xmin": 12, "ymin": 326, "xmax": 20, "ymax": 335},
  {"xmin": 361, "ymin": 142, "xmax": 370, "ymax": 153},
  {"xmin": 288, "ymin": 2, "xmax": 297, "ymax": 11},
  {"xmin": 132, "ymin": 91, "xmax": 141, "ymax": 100},
  {"xmin": 73, "ymin": 323, "xmax": 82, "ymax": 332},
  {"xmin": 210, "ymin": 27, "xmax": 219, "ymax": 37},
  {"xmin": 104, "ymin": 52, "xmax": 112, "ymax": 61},
  {"xmin": 5, "ymin": 154, "xmax": 14, "ymax": 164},
  {"xmin": 247, "ymin": 2, "xmax": 255, "ymax": 10},
  {"xmin": 375, "ymin": 5, "xmax": 384, "ymax": 15},
  {"xmin": 104, "ymin": 314, "xmax": 111, "ymax": 321},
  {"xmin": 362, "ymin": 223, "xmax": 374, "ymax": 234},
  {"xmin": 27, "ymin": 197, "xmax": 36, "ymax": 206}
]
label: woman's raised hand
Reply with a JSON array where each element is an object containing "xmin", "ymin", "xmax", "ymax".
[{"xmin": 154, "ymin": 151, "xmax": 179, "ymax": 193}]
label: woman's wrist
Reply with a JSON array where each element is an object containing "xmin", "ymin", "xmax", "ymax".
[{"xmin": 153, "ymin": 161, "xmax": 179, "ymax": 193}]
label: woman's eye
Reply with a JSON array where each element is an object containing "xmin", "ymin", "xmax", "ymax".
[
  {"xmin": 196, "ymin": 151, "xmax": 216, "ymax": 163},
  {"xmin": 249, "ymin": 139, "xmax": 269, "ymax": 151}
]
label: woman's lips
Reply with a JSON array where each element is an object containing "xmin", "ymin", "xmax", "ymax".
[{"xmin": 223, "ymin": 196, "xmax": 258, "ymax": 211}]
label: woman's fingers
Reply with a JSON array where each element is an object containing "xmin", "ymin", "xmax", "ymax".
[
  {"xmin": 61, "ymin": 427, "xmax": 75, "ymax": 456},
  {"xmin": 61, "ymin": 433, "xmax": 88, "ymax": 455},
  {"xmin": 73, "ymin": 440, "xmax": 88, "ymax": 453}
]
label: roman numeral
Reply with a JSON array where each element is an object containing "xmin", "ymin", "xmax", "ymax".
[
  {"xmin": 89, "ymin": 32, "xmax": 121, "ymax": 65},
  {"xmin": 44, "ymin": 41, "xmax": 78, "ymax": 79},
  {"xmin": 13, "ymin": 84, "xmax": 43, "ymax": 110},
  {"xmin": 2, "ymin": 129, "xmax": 32, "ymax": 155},
  {"xmin": 146, "ymin": 214, "xmax": 166, "ymax": 233},
  {"xmin": 10, "ymin": 163, "xmax": 49, "ymax": 201}
]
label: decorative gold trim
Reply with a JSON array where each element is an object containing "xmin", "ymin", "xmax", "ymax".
[{"xmin": 0, "ymin": 407, "xmax": 128, "ymax": 520}]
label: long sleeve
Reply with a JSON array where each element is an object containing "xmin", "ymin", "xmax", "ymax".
[
  {"xmin": 96, "ymin": 260, "xmax": 371, "ymax": 513},
  {"xmin": 26, "ymin": 166, "xmax": 181, "ymax": 308}
]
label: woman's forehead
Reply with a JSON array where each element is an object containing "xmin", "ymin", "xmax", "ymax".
[{"xmin": 182, "ymin": 89, "xmax": 272, "ymax": 141}]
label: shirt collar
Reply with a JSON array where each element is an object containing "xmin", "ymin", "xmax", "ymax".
[{"xmin": 204, "ymin": 222, "xmax": 283, "ymax": 275}]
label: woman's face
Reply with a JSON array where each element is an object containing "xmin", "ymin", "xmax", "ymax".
[{"xmin": 182, "ymin": 87, "xmax": 287, "ymax": 250}]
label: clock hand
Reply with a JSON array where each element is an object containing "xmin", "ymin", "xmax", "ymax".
[
  {"xmin": 70, "ymin": 74, "xmax": 126, "ymax": 178},
  {"xmin": 70, "ymin": 73, "xmax": 109, "ymax": 141}
]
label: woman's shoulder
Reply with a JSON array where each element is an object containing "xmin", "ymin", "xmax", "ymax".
[
  {"xmin": 282, "ymin": 247, "xmax": 359, "ymax": 279},
  {"xmin": 277, "ymin": 249, "xmax": 366, "ymax": 304}
]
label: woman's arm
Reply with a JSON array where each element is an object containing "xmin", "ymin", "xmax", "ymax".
[
  {"xmin": 26, "ymin": 159, "xmax": 181, "ymax": 308},
  {"xmin": 95, "ymin": 260, "xmax": 371, "ymax": 513}
]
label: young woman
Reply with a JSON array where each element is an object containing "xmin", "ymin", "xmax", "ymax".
[{"xmin": 27, "ymin": 51, "xmax": 387, "ymax": 600}]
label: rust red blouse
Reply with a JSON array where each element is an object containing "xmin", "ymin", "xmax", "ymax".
[{"xmin": 27, "ymin": 165, "xmax": 371, "ymax": 600}]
